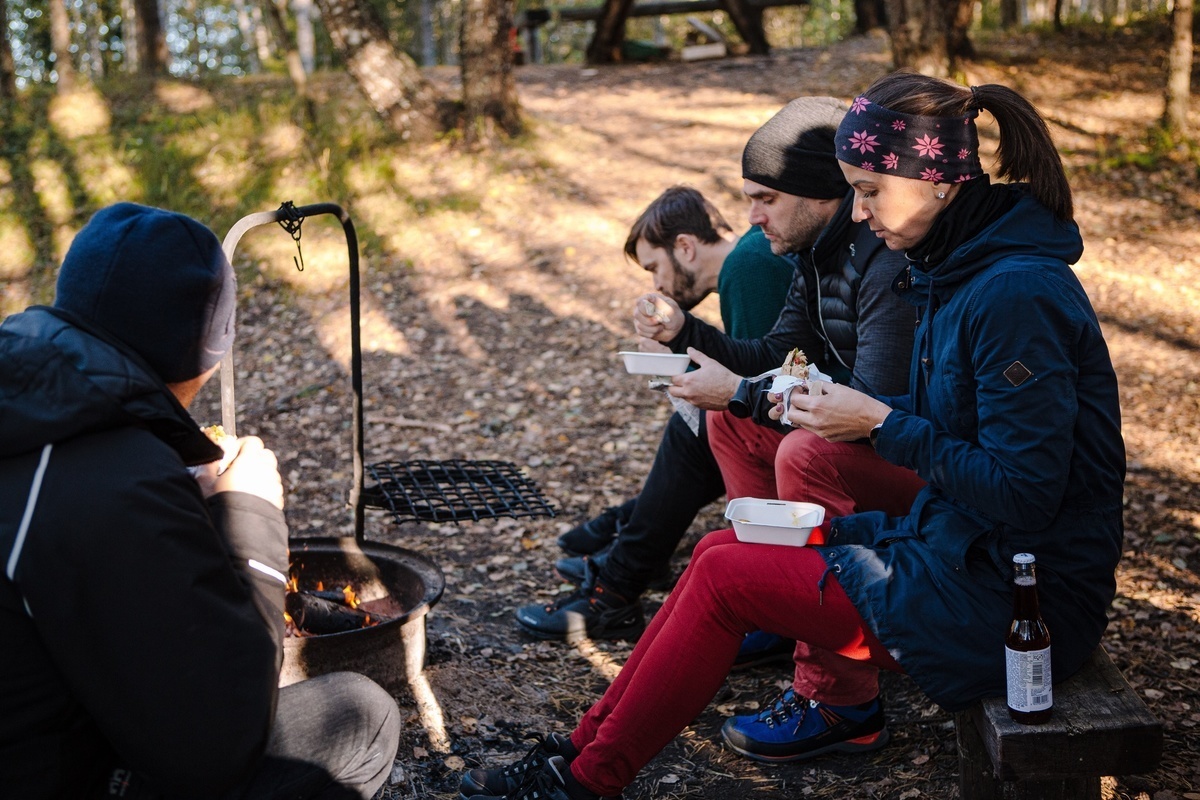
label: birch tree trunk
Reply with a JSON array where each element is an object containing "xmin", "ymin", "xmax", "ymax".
[
  {"xmin": 50, "ymin": 0, "xmax": 77, "ymax": 90},
  {"xmin": 259, "ymin": 0, "xmax": 311, "ymax": 103},
  {"xmin": 459, "ymin": 0, "xmax": 521, "ymax": 144},
  {"xmin": 1162, "ymin": 0, "xmax": 1193, "ymax": 136},
  {"xmin": 294, "ymin": 0, "xmax": 316, "ymax": 74},
  {"xmin": 314, "ymin": 0, "xmax": 446, "ymax": 141},
  {"xmin": 233, "ymin": 0, "xmax": 263, "ymax": 73}
]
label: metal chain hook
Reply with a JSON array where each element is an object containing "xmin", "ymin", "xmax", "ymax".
[{"xmin": 277, "ymin": 200, "xmax": 305, "ymax": 272}]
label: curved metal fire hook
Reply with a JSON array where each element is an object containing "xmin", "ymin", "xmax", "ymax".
[{"xmin": 219, "ymin": 202, "xmax": 366, "ymax": 540}]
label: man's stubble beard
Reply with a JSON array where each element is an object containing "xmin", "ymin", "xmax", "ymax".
[{"xmin": 775, "ymin": 200, "xmax": 832, "ymax": 257}]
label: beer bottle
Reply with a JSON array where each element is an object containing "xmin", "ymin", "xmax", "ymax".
[{"xmin": 1005, "ymin": 552, "xmax": 1053, "ymax": 724}]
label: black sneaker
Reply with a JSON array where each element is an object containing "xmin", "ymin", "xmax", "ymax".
[
  {"xmin": 458, "ymin": 733, "xmax": 573, "ymax": 800},
  {"xmin": 515, "ymin": 562, "xmax": 644, "ymax": 642},
  {"xmin": 463, "ymin": 754, "xmax": 621, "ymax": 799},
  {"xmin": 557, "ymin": 499, "xmax": 636, "ymax": 557},
  {"xmin": 554, "ymin": 547, "xmax": 675, "ymax": 592}
]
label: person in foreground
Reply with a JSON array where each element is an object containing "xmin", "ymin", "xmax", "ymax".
[
  {"xmin": 456, "ymin": 70, "xmax": 1125, "ymax": 800},
  {"xmin": 0, "ymin": 203, "xmax": 400, "ymax": 799}
]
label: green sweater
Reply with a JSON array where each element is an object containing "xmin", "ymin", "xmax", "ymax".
[{"xmin": 717, "ymin": 225, "xmax": 793, "ymax": 339}]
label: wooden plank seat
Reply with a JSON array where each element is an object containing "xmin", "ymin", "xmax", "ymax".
[{"xmin": 954, "ymin": 646, "xmax": 1163, "ymax": 800}]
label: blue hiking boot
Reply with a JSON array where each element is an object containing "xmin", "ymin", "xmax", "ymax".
[
  {"xmin": 721, "ymin": 688, "xmax": 889, "ymax": 762},
  {"xmin": 731, "ymin": 631, "xmax": 795, "ymax": 670}
]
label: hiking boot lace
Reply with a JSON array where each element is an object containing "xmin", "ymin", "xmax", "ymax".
[
  {"xmin": 758, "ymin": 689, "xmax": 809, "ymax": 729},
  {"xmin": 501, "ymin": 734, "xmax": 556, "ymax": 779},
  {"xmin": 508, "ymin": 757, "xmax": 562, "ymax": 799}
]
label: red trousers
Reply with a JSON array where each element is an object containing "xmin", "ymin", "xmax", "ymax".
[
  {"xmin": 706, "ymin": 411, "xmax": 926, "ymax": 542},
  {"xmin": 566, "ymin": 415, "xmax": 926, "ymax": 795},
  {"xmin": 568, "ymin": 530, "xmax": 900, "ymax": 796}
]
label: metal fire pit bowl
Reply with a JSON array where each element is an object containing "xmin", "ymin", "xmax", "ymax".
[{"xmin": 280, "ymin": 537, "xmax": 444, "ymax": 695}]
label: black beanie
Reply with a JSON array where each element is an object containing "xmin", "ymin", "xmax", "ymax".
[
  {"xmin": 742, "ymin": 96, "xmax": 848, "ymax": 199},
  {"xmin": 54, "ymin": 203, "xmax": 235, "ymax": 383}
]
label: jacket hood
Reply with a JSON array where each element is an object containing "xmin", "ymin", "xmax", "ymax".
[
  {"xmin": 0, "ymin": 307, "xmax": 222, "ymax": 465},
  {"xmin": 906, "ymin": 188, "xmax": 1084, "ymax": 297}
]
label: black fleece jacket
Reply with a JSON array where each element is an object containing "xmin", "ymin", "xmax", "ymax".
[
  {"xmin": 0, "ymin": 307, "xmax": 288, "ymax": 799},
  {"xmin": 666, "ymin": 191, "xmax": 915, "ymax": 424}
]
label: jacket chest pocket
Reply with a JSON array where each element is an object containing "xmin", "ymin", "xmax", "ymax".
[{"xmin": 924, "ymin": 332, "xmax": 979, "ymax": 438}]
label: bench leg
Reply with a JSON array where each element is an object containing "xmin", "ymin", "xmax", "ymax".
[{"xmin": 955, "ymin": 711, "xmax": 1101, "ymax": 800}]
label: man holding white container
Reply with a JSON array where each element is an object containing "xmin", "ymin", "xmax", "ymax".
[{"xmin": 516, "ymin": 185, "xmax": 795, "ymax": 642}]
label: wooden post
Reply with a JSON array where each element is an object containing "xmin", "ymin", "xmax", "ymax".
[
  {"xmin": 718, "ymin": 0, "xmax": 768, "ymax": 53},
  {"xmin": 586, "ymin": 0, "xmax": 638, "ymax": 63}
]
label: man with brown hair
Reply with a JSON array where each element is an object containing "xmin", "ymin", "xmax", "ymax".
[{"xmin": 519, "ymin": 185, "xmax": 794, "ymax": 642}]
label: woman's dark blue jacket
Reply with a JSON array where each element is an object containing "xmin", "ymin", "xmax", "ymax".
[{"xmin": 819, "ymin": 187, "xmax": 1125, "ymax": 711}]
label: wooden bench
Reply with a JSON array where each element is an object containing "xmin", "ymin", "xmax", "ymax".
[{"xmin": 954, "ymin": 646, "xmax": 1163, "ymax": 799}]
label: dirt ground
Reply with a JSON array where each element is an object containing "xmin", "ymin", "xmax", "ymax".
[{"xmin": 190, "ymin": 25, "xmax": 1200, "ymax": 800}]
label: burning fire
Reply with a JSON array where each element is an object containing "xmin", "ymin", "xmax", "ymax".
[{"xmin": 284, "ymin": 570, "xmax": 379, "ymax": 636}]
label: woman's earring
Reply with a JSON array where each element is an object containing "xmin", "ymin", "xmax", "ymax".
[{"xmin": 937, "ymin": 191, "xmax": 947, "ymax": 200}]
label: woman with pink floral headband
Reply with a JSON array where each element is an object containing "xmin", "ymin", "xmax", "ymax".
[{"xmin": 455, "ymin": 72, "xmax": 1124, "ymax": 800}]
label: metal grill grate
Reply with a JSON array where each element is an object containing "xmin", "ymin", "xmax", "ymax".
[{"xmin": 362, "ymin": 459, "xmax": 557, "ymax": 524}]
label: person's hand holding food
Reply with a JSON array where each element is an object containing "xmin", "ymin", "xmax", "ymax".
[
  {"xmin": 195, "ymin": 430, "xmax": 285, "ymax": 510},
  {"xmin": 633, "ymin": 293, "xmax": 683, "ymax": 342},
  {"xmin": 769, "ymin": 381, "xmax": 892, "ymax": 442},
  {"xmin": 668, "ymin": 348, "xmax": 743, "ymax": 411}
]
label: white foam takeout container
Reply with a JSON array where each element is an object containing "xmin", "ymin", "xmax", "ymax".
[
  {"xmin": 618, "ymin": 351, "xmax": 691, "ymax": 376},
  {"xmin": 724, "ymin": 498, "xmax": 825, "ymax": 546}
]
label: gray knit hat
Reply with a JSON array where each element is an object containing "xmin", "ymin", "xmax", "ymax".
[{"xmin": 742, "ymin": 96, "xmax": 849, "ymax": 199}]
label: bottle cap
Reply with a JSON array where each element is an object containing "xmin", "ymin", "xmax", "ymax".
[{"xmin": 1014, "ymin": 552, "xmax": 1036, "ymax": 564}]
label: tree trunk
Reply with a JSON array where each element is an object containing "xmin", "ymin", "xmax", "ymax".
[
  {"xmin": 0, "ymin": 0, "xmax": 16, "ymax": 100},
  {"xmin": 460, "ymin": 0, "xmax": 522, "ymax": 144},
  {"xmin": 313, "ymin": 0, "xmax": 446, "ymax": 141},
  {"xmin": 259, "ymin": 0, "xmax": 313, "ymax": 116},
  {"xmin": 419, "ymin": 0, "xmax": 437, "ymax": 66},
  {"xmin": 133, "ymin": 0, "xmax": 169, "ymax": 75},
  {"xmin": 882, "ymin": 0, "xmax": 973, "ymax": 76},
  {"xmin": 233, "ymin": 0, "xmax": 263, "ymax": 74},
  {"xmin": 49, "ymin": 0, "xmax": 76, "ymax": 91},
  {"xmin": 855, "ymin": 0, "xmax": 889, "ymax": 32},
  {"xmin": 1000, "ymin": 0, "xmax": 1020, "ymax": 28},
  {"xmin": 946, "ymin": 0, "xmax": 975, "ymax": 62},
  {"xmin": 1163, "ymin": 0, "xmax": 1193, "ymax": 137},
  {"xmin": 587, "ymin": 0, "xmax": 637, "ymax": 63},
  {"xmin": 84, "ymin": 0, "xmax": 106, "ymax": 77},
  {"xmin": 121, "ymin": 0, "xmax": 139, "ymax": 72},
  {"xmin": 718, "ymin": 0, "xmax": 770, "ymax": 54},
  {"xmin": 294, "ymin": 0, "xmax": 316, "ymax": 74}
]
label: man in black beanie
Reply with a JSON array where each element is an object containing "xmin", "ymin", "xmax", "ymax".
[
  {"xmin": 510, "ymin": 96, "xmax": 918, "ymax": 746},
  {"xmin": 0, "ymin": 203, "xmax": 400, "ymax": 799}
]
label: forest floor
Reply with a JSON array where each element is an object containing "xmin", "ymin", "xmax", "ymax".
[{"xmin": 176, "ymin": 24, "xmax": 1199, "ymax": 800}]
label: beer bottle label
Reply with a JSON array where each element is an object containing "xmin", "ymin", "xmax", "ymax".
[{"xmin": 1005, "ymin": 646, "xmax": 1053, "ymax": 711}]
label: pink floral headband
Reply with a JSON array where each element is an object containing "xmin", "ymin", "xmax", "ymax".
[{"xmin": 834, "ymin": 95, "xmax": 984, "ymax": 184}]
